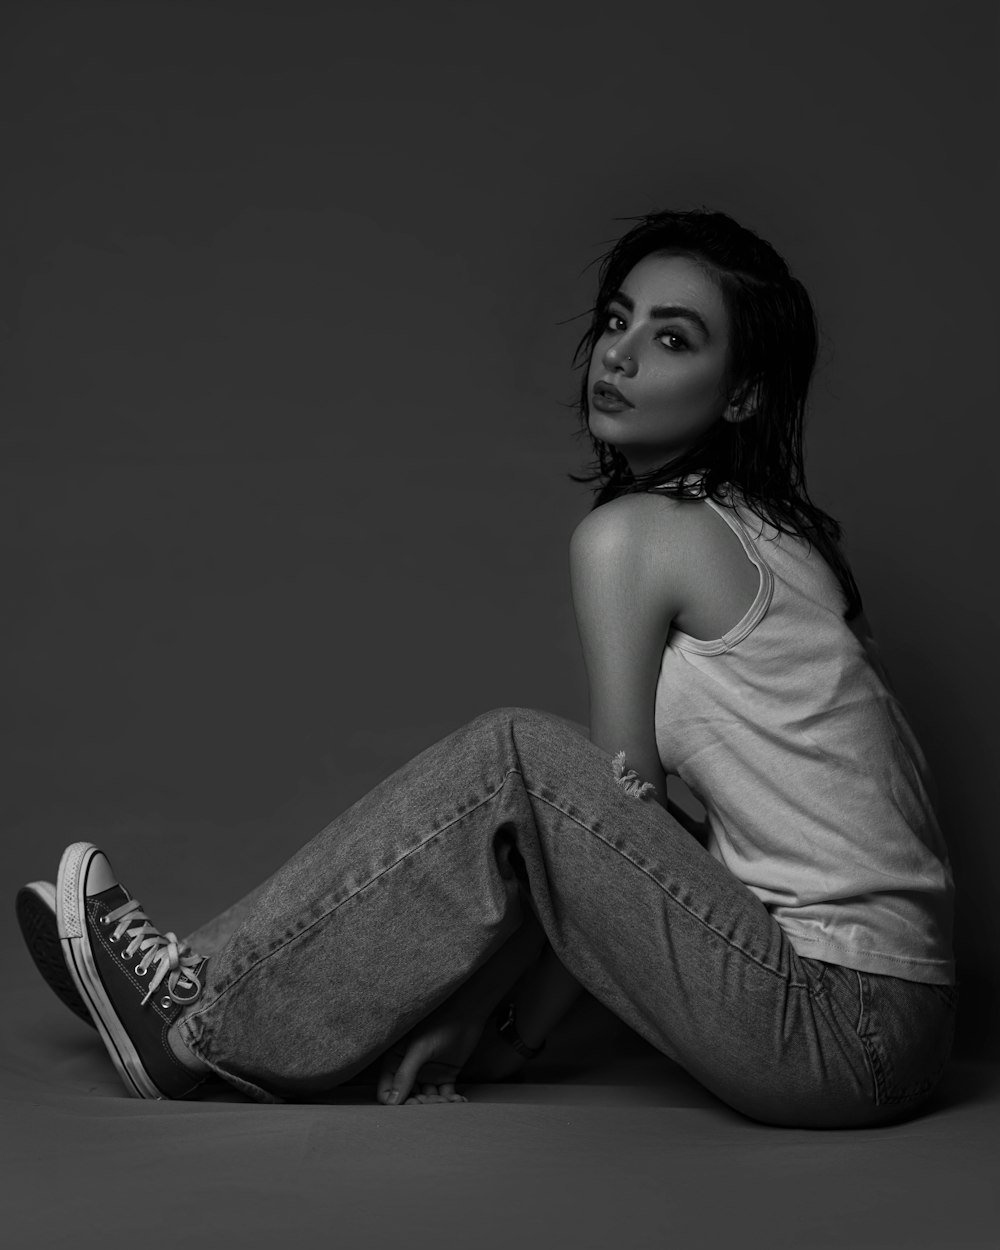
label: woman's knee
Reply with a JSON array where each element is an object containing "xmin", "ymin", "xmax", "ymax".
[
  {"xmin": 470, "ymin": 706, "xmax": 588, "ymax": 739},
  {"xmin": 515, "ymin": 707, "xmax": 588, "ymax": 740}
]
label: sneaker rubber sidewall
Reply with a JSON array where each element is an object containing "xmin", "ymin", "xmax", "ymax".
[{"xmin": 57, "ymin": 841, "xmax": 164, "ymax": 1099}]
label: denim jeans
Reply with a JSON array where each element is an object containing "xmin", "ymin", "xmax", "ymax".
[{"xmin": 176, "ymin": 707, "xmax": 958, "ymax": 1127}]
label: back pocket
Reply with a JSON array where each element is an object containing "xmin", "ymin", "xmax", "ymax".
[{"xmin": 855, "ymin": 971, "xmax": 957, "ymax": 1106}]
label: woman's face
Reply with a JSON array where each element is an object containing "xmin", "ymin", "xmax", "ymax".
[{"xmin": 587, "ymin": 251, "xmax": 743, "ymax": 477}]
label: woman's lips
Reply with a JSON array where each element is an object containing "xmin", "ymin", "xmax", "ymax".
[{"xmin": 591, "ymin": 390, "xmax": 632, "ymax": 412}]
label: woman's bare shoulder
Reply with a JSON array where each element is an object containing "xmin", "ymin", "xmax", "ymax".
[
  {"xmin": 569, "ymin": 493, "xmax": 707, "ymax": 589},
  {"xmin": 571, "ymin": 491, "xmax": 691, "ymax": 537},
  {"xmin": 570, "ymin": 494, "xmax": 761, "ymax": 640},
  {"xmin": 570, "ymin": 490, "xmax": 774, "ymax": 643},
  {"xmin": 571, "ymin": 492, "xmax": 713, "ymax": 548}
]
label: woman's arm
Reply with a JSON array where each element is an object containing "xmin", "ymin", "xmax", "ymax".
[
  {"xmin": 482, "ymin": 497, "xmax": 690, "ymax": 1051},
  {"xmin": 469, "ymin": 498, "xmax": 694, "ymax": 1055},
  {"xmin": 569, "ymin": 494, "xmax": 686, "ymax": 811}
]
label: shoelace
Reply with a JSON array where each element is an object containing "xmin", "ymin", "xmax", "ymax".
[{"xmin": 101, "ymin": 899, "xmax": 204, "ymax": 1008}]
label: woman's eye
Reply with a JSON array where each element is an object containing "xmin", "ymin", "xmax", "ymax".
[
  {"xmin": 658, "ymin": 332, "xmax": 689, "ymax": 352},
  {"xmin": 602, "ymin": 313, "xmax": 687, "ymax": 352}
]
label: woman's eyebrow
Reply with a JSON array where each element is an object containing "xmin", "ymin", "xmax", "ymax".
[{"xmin": 609, "ymin": 290, "xmax": 711, "ymax": 339}]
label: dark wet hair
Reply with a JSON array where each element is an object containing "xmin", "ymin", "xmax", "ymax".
[{"xmin": 566, "ymin": 207, "xmax": 863, "ymax": 621}]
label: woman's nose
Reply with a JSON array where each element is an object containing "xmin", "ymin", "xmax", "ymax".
[{"xmin": 603, "ymin": 338, "xmax": 638, "ymax": 374}]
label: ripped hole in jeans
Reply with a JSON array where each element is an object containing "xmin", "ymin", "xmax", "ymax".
[{"xmin": 611, "ymin": 751, "xmax": 656, "ymax": 800}]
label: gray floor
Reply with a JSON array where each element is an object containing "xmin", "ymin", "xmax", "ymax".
[{"xmin": 5, "ymin": 964, "xmax": 998, "ymax": 1250}]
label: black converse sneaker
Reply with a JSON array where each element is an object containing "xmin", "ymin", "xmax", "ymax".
[
  {"xmin": 16, "ymin": 881, "xmax": 95, "ymax": 1028},
  {"xmin": 57, "ymin": 841, "xmax": 208, "ymax": 1099}
]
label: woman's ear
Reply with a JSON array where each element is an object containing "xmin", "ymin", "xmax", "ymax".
[{"xmin": 724, "ymin": 380, "xmax": 761, "ymax": 424}]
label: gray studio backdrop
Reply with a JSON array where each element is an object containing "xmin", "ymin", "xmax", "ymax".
[{"xmin": 3, "ymin": 0, "xmax": 997, "ymax": 1059}]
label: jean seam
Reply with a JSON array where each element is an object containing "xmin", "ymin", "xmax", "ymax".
[
  {"xmin": 853, "ymin": 970, "xmax": 884, "ymax": 1104},
  {"xmin": 857, "ymin": 970, "xmax": 954, "ymax": 1105},
  {"xmin": 185, "ymin": 760, "xmax": 814, "ymax": 1054},
  {"xmin": 523, "ymin": 783, "xmax": 811, "ymax": 991},
  {"xmin": 861, "ymin": 1036, "xmax": 940, "ymax": 1106},
  {"xmin": 184, "ymin": 765, "xmax": 524, "ymax": 1025},
  {"xmin": 855, "ymin": 969, "xmax": 925, "ymax": 1106},
  {"xmin": 859, "ymin": 1034, "xmax": 888, "ymax": 1105}
]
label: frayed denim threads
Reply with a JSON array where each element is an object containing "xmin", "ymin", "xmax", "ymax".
[{"xmin": 611, "ymin": 750, "xmax": 657, "ymax": 800}]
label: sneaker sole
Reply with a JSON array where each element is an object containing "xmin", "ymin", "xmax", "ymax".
[
  {"xmin": 57, "ymin": 841, "xmax": 164, "ymax": 1099},
  {"xmin": 16, "ymin": 882, "xmax": 96, "ymax": 1028}
]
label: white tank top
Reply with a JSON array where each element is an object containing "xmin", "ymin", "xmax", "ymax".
[{"xmin": 653, "ymin": 482, "xmax": 956, "ymax": 985}]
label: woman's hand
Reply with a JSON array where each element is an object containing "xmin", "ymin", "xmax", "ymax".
[{"xmin": 376, "ymin": 995, "xmax": 491, "ymax": 1106}]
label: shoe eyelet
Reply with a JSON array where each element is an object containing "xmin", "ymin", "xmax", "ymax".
[
  {"xmin": 120, "ymin": 949, "xmax": 131, "ymax": 959},
  {"xmin": 135, "ymin": 966, "xmax": 148, "ymax": 977},
  {"xmin": 160, "ymin": 997, "xmax": 171, "ymax": 1009},
  {"xmin": 109, "ymin": 932, "xmax": 120, "ymax": 943}
]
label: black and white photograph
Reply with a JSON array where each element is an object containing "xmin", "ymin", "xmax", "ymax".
[{"xmin": 2, "ymin": 1, "xmax": 997, "ymax": 1246}]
